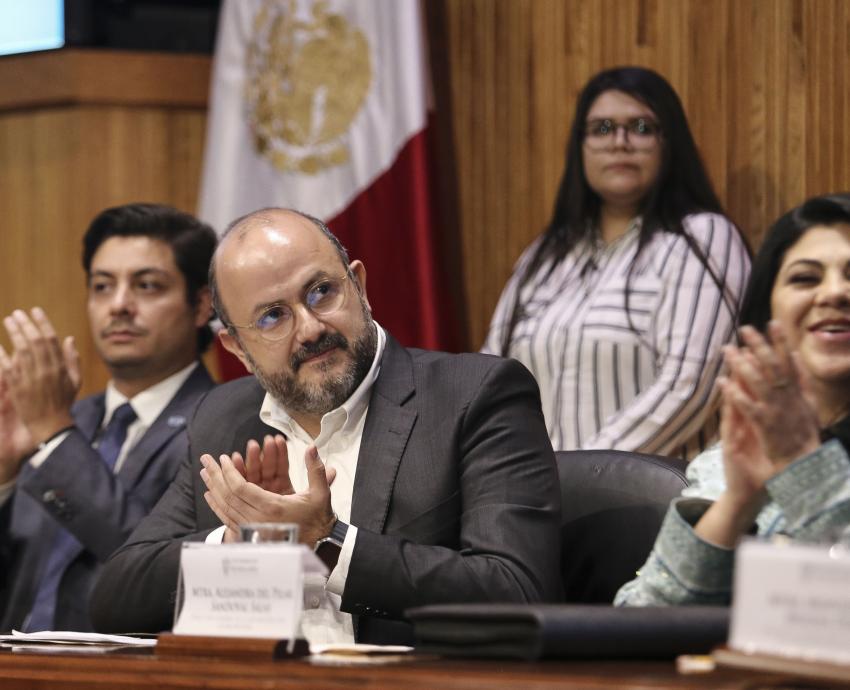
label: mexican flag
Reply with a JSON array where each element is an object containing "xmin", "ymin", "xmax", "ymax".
[{"xmin": 198, "ymin": 0, "xmax": 456, "ymax": 378}]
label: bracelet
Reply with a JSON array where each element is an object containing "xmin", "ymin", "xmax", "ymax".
[{"xmin": 37, "ymin": 425, "xmax": 76, "ymax": 451}]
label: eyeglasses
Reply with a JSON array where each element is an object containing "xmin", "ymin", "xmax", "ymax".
[
  {"xmin": 583, "ymin": 117, "xmax": 662, "ymax": 151},
  {"xmin": 227, "ymin": 273, "xmax": 350, "ymax": 342}
]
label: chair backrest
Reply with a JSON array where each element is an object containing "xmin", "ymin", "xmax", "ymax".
[{"xmin": 556, "ymin": 449, "xmax": 688, "ymax": 604}]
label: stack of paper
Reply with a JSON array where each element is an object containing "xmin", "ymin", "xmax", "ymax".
[{"xmin": 0, "ymin": 630, "xmax": 156, "ymax": 655}]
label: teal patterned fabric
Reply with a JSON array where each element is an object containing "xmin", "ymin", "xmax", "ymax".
[{"xmin": 615, "ymin": 440, "xmax": 850, "ymax": 606}]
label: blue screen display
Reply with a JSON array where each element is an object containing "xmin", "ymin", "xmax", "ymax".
[{"xmin": 0, "ymin": 0, "xmax": 64, "ymax": 57}]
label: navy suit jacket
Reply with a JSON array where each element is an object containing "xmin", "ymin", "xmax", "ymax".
[
  {"xmin": 0, "ymin": 364, "xmax": 214, "ymax": 632},
  {"xmin": 91, "ymin": 337, "xmax": 562, "ymax": 644}
]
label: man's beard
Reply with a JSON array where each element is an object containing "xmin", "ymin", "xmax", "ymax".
[{"xmin": 246, "ymin": 305, "xmax": 378, "ymax": 417}]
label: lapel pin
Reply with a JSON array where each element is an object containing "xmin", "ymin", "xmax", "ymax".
[{"xmin": 167, "ymin": 415, "xmax": 186, "ymax": 428}]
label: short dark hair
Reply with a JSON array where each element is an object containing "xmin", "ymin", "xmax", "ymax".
[
  {"xmin": 209, "ymin": 208, "xmax": 350, "ymax": 329},
  {"xmin": 500, "ymin": 66, "xmax": 746, "ymax": 355},
  {"xmin": 82, "ymin": 203, "xmax": 218, "ymax": 351},
  {"xmin": 739, "ymin": 193, "xmax": 850, "ymax": 333}
]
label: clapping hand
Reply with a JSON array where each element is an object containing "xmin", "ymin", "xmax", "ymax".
[
  {"xmin": 228, "ymin": 435, "xmax": 295, "ymax": 495},
  {"xmin": 199, "ymin": 438, "xmax": 337, "ymax": 545},
  {"xmin": 696, "ymin": 321, "xmax": 821, "ymax": 548},
  {"xmin": 0, "ymin": 308, "xmax": 81, "ymax": 444},
  {"xmin": 721, "ymin": 321, "xmax": 820, "ymax": 476},
  {"xmin": 0, "ymin": 375, "xmax": 36, "ymax": 484}
]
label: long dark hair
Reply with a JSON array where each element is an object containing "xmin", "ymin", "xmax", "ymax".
[{"xmin": 500, "ymin": 66, "xmax": 745, "ymax": 356}]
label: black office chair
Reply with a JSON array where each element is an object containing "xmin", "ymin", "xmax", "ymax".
[{"xmin": 556, "ymin": 449, "xmax": 689, "ymax": 603}]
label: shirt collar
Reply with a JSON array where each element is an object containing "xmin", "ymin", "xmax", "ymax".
[
  {"xmin": 624, "ymin": 215, "xmax": 642, "ymax": 237},
  {"xmin": 586, "ymin": 215, "xmax": 642, "ymax": 249},
  {"xmin": 103, "ymin": 361, "xmax": 198, "ymax": 428},
  {"xmin": 260, "ymin": 323, "xmax": 386, "ymax": 443}
]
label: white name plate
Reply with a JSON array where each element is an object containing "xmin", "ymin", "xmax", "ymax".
[
  {"xmin": 730, "ymin": 539, "xmax": 850, "ymax": 665},
  {"xmin": 173, "ymin": 543, "xmax": 328, "ymax": 639}
]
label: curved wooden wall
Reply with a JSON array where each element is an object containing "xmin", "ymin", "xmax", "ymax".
[
  {"xmin": 429, "ymin": 0, "xmax": 850, "ymax": 349},
  {"xmin": 0, "ymin": 50, "xmax": 211, "ymax": 396}
]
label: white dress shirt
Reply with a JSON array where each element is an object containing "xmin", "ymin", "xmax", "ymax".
[
  {"xmin": 206, "ymin": 325, "xmax": 386, "ymax": 645},
  {"xmin": 0, "ymin": 362, "xmax": 199, "ymax": 507}
]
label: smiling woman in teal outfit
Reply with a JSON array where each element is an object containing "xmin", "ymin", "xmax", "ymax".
[{"xmin": 617, "ymin": 193, "xmax": 850, "ymax": 606}]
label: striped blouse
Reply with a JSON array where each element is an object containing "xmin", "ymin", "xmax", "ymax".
[{"xmin": 482, "ymin": 213, "xmax": 751, "ymax": 457}]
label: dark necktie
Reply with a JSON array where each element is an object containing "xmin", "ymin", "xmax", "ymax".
[{"xmin": 24, "ymin": 402, "xmax": 137, "ymax": 631}]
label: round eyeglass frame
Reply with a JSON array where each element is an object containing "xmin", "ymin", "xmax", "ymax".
[
  {"xmin": 226, "ymin": 271, "xmax": 351, "ymax": 342},
  {"xmin": 582, "ymin": 117, "xmax": 662, "ymax": 152}
]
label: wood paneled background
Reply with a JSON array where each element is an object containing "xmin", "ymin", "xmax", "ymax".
[
  {"xmin": 0, "ymin": 51, "xmax": 211, "ymax": 396},
  {"xmin": 2, "ymin": 1, "xmax": 850, "ymax": 398},
  {"xmin": 428, "ymin": 0, "xmax": 850, "ymax": 349}
]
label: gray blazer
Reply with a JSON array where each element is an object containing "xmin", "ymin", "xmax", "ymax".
[
  {"xmin": 0, "ymin": 364, "xmax": 215, "ymax": 632},
  {"xmin": 91, "ymin": 337, "xmax": 562, "ymax": 644}
]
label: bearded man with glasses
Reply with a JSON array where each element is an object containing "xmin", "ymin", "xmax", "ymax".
[{"xmin": 92, "ymin": 207, "xmax": 562, "ymax": 646}]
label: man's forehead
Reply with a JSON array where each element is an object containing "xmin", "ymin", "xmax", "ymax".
[
  {"xmin": 89, "ymin": 265, "xmax": 172, "ymax": 278},
  {"xmin": 90, "ymin": 236, "xmax": 178, "ymax": 274},
  {"xmin": 220, "ymin": 212, "xmax": 335, "ymax": 266}
]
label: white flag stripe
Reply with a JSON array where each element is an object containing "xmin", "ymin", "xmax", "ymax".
[{"xmin": 198, "ymin": 0, "xmax": 428, "ymax": 230}]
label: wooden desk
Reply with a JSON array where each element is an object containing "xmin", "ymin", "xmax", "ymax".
[{"xmin": 0, "ymin": 648, "xmax": 836, "ymax": 690}]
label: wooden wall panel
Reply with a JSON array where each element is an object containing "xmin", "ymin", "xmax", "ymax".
[
  {"xmin": 0, "ymin": 50, "xmax": 212, "ymax": 397},
  {"xmin": 432, "ymin": 0, "xmax": 850, "ymax": 349},
  {"xmin": 3, "ymin": 8, "xmax": 850, "ymax": 379},
  {"xmin": 0, "ymin": 104, "xmax": 209, "ymax": 397}
]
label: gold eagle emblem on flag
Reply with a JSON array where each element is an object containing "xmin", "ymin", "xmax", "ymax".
[{"xmin": 245, "ymin": 0, "xmax": 373, "ymax": 174}]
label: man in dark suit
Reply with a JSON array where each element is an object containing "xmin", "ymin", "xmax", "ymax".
[
  {"xmin": 0, "ymin": 203, "xmax": 217, "ymax": 632},
  {"xmin": 91, "ymin": 208, "xmax": 561, "ymax": 644}
]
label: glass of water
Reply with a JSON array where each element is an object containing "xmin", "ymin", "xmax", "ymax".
[{"xmin": 239, "ymin": 522, "xmax": 300, "ymax": 544}]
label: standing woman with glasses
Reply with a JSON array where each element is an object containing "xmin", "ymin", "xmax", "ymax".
[{"xmin": 482, "ymin": 66, "xmax": 751, "ymax": 457}]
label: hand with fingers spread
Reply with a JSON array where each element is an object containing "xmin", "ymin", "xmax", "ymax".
[
  {"xmin": 695, "ymin": 322, "xmax": 824, "ymax": 549},
  {"xmin": 726, "ymin": 322, "xmax": 821, "ymax": 470},
  {"xmin": 0, "ymin": 375, "xmax": 36, "ymax": 484},
  {"xmin": 228, "ymin": 435, "xmax": 295, "ymax": 495},
  {"xmin": 715, "ymin": 379, "xmax": 773, "ymax": 506},
  {"xmin": 200, "ymin": 444, "xmax": 337, "ymax": 545},
  {"xmin": 693, "ymin": 382, "xmax": 773, "ymax": 548},
  {"xmin": 0, "ymin": 308, "xmax": 81, "ymax": 444}
]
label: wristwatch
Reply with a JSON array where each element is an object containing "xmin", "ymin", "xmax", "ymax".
[{"xmin": 314, "ymin": 518, "xmax": 349, "ymax": 570}]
